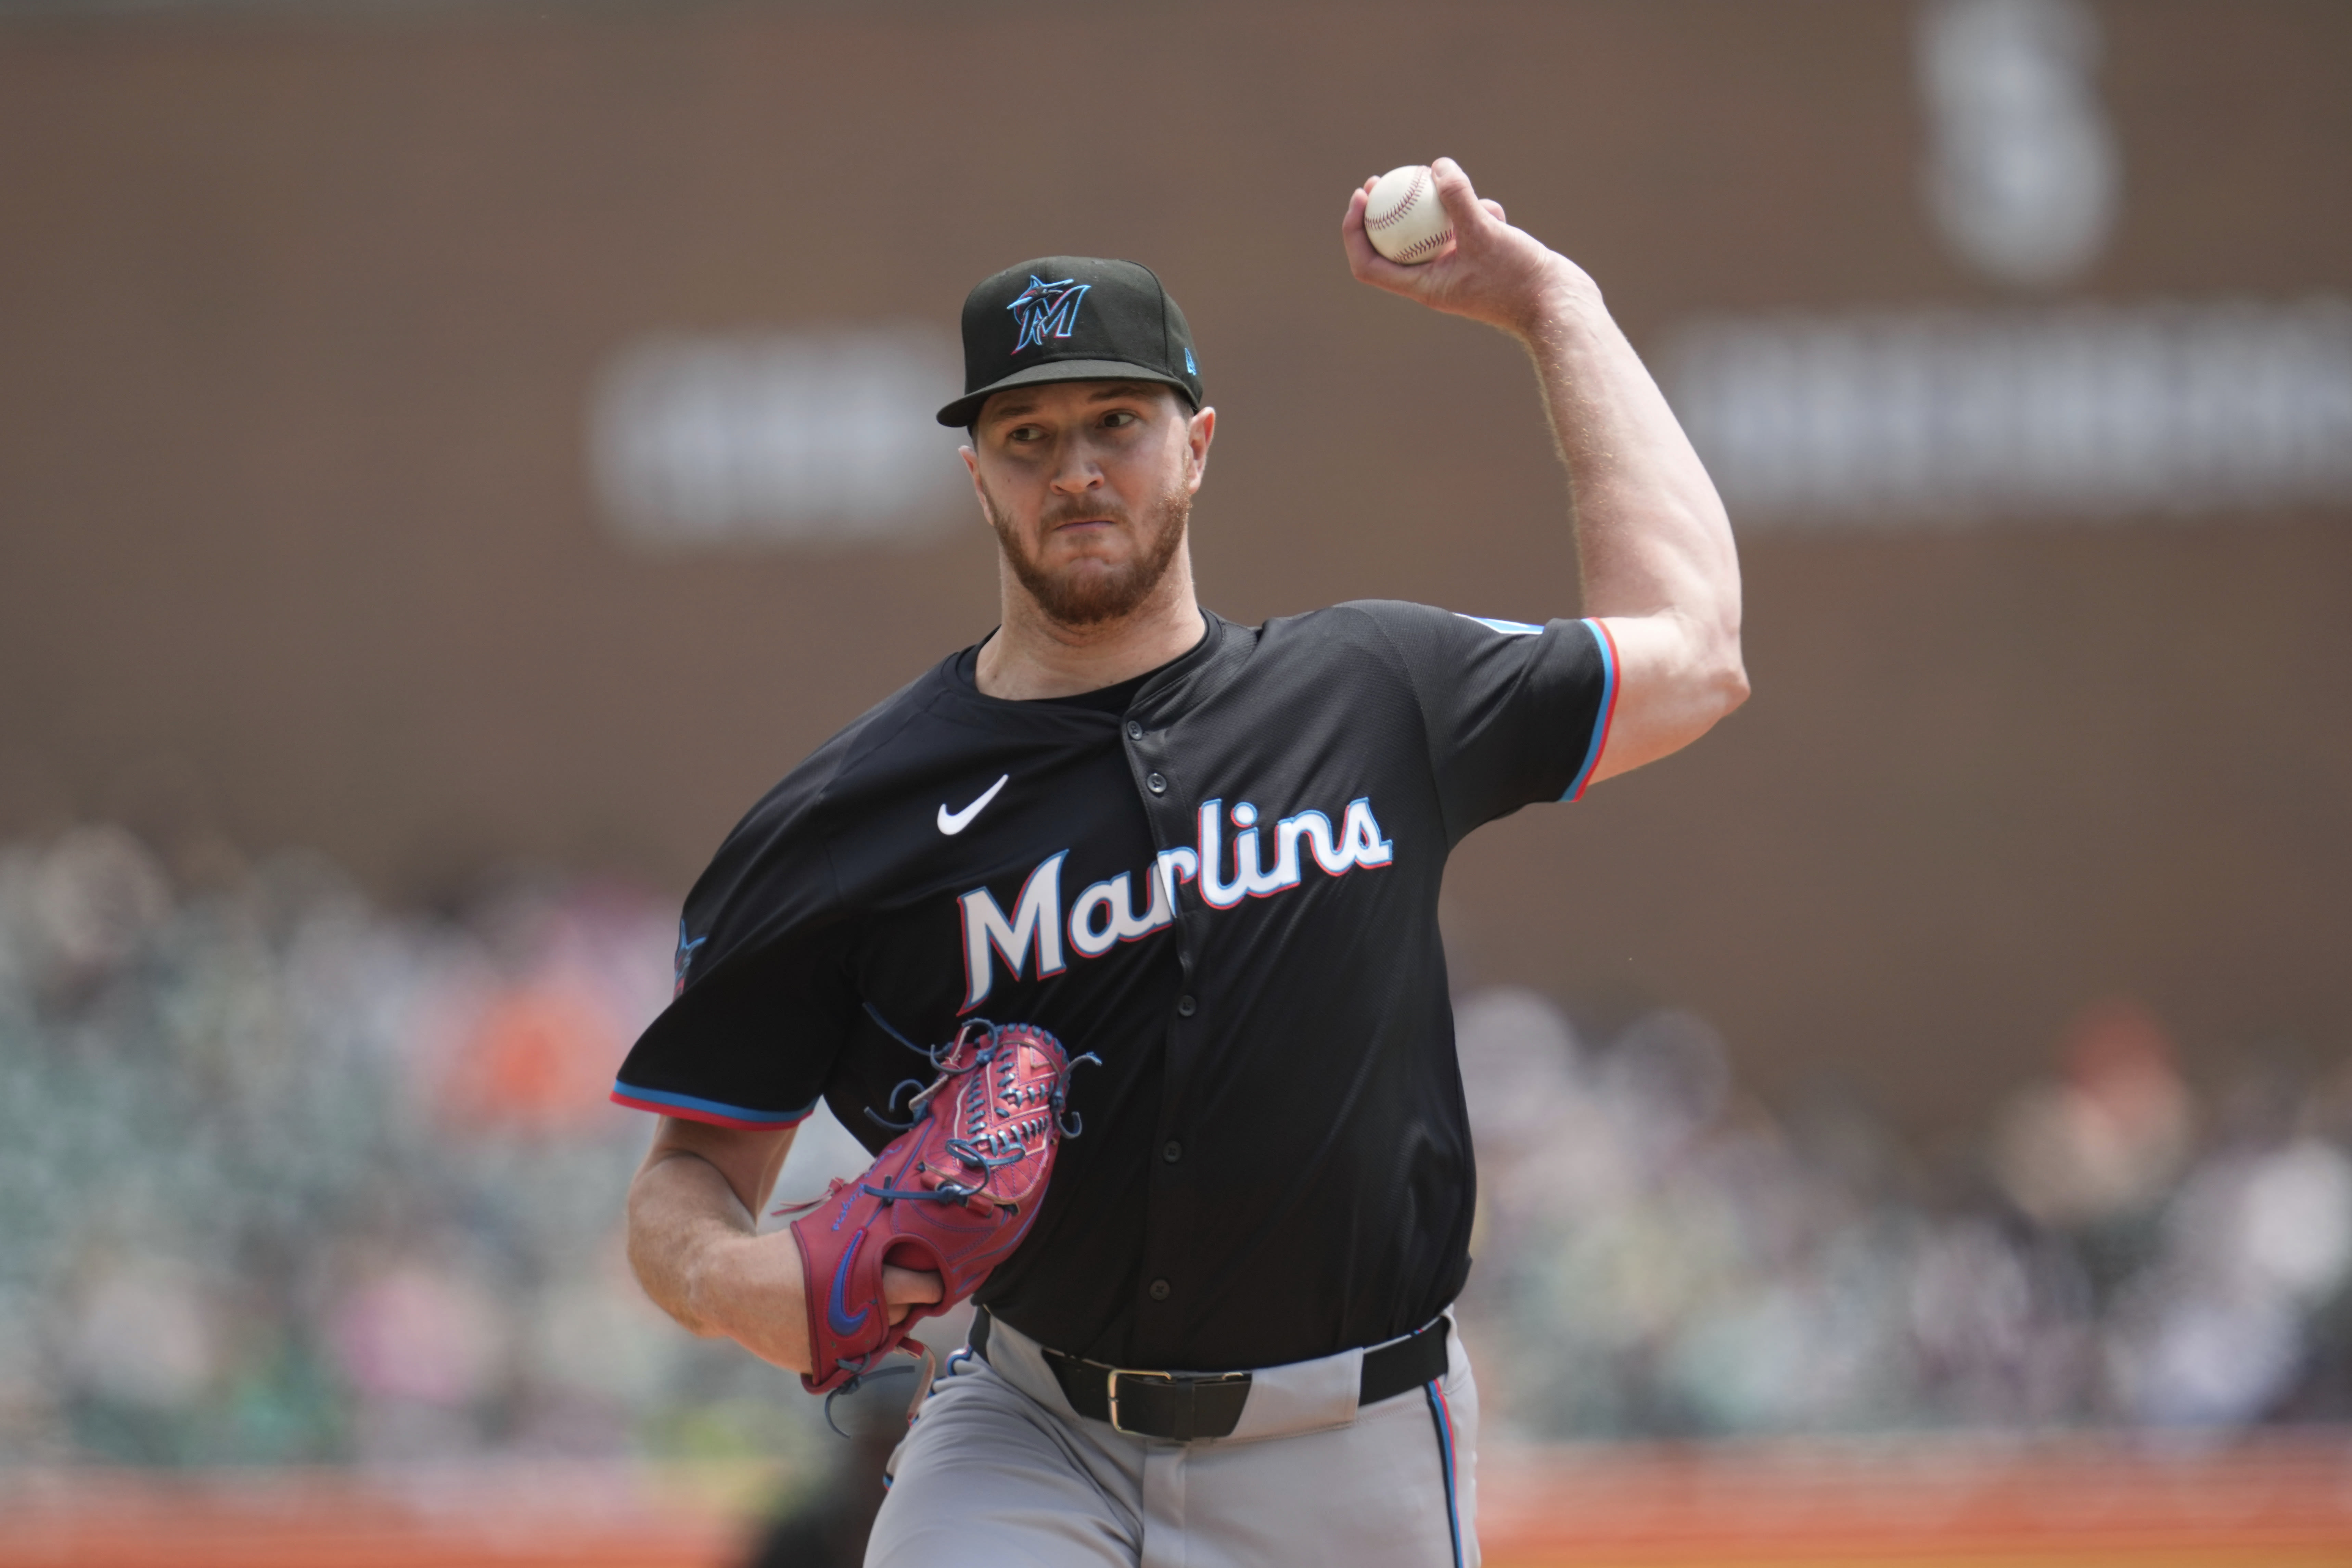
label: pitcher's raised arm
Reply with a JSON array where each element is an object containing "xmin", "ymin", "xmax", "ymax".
[{"xmin": 1343, "ymin": 156, "xmax": 1748, "ymax": 783}]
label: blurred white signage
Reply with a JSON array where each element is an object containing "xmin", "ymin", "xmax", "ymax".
[
  {"xmin": 589, "ymin": 326, "xmax": 968, "ymax": 550},
  {"xmin": 1667, "ymin": 300, "xmax": 2352, "ymax": 528},
  {"xmin": 1683, "ymin": 4, "xmax": 2352, "ymax": 530},
  {"xmin": 1920, "ymin": 0, "xmax": 2118, "ymax": 288}
]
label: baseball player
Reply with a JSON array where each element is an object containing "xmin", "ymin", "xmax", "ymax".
[{"xmin": 617, "ymin": 158, "xmax": 1746, "ymax": 1567}]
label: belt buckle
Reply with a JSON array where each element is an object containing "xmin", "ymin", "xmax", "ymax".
[
  {"xmin": 1105, "ymin": 1367, "xmax": 1168, "ymax": 1437},
  {"xmin": 1105, "ymin": 1367, "xmax": 1251, "ymax": 1440}
]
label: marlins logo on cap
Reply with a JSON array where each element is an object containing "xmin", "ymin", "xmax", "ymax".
[
  {"xmin": 1008, "ymin": 276, "xmax": 1092, "ymax": 354},
  {"xmin": 937, "ymin": 256, "xmax": 1204, "ymax": 428}
]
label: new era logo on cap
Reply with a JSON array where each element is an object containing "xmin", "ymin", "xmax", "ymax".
[{"xmin": 937, "ymin": 256, "xmax": 1204, "ymax": 428}]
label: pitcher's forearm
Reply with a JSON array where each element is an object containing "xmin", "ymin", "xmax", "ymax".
[
  {"xmin": 1521, "ymin": 272, "xmax": 1741, "ymax": 646},
  {"xmin": 626, "ymin": 1149, "xmax": 814, "ymax": 1370}
]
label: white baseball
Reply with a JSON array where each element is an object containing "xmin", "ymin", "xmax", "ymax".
[{"xmin": 1363, "ymin": 165, "xmax": 1454, "ymax": 265}]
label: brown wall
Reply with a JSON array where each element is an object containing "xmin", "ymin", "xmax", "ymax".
[{"xmin": 2, "ymin": 1, "xmax": 2347, "ymax": 1129}]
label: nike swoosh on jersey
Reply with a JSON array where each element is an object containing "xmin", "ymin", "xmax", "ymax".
[{"xmin": 937, "ymin": 773, "xmax": 1010, "ymax": 835}]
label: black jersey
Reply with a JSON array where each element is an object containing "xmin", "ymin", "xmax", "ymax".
[{"xmin": 614, "ymin": 601, "xmax": 1618, "ymax": 1372}]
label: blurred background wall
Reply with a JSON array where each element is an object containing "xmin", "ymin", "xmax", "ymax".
[{"xmin": 2, "ymin": 0, "xmax": 2346, "ymax": 1129}]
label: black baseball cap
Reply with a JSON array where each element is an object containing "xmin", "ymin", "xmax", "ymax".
[{"xmin": 936, "ymin": 256, "xmax": 1203, "ymax": 428}]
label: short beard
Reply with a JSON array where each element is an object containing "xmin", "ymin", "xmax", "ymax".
[{"xmin": 981, "ymin": 478, "xmax": 1191, "ymax": 628}]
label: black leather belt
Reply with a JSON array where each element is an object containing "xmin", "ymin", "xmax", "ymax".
[{"xmin": 970, "ymin": 1309, "xmax": 1450, "ymax": 1442}]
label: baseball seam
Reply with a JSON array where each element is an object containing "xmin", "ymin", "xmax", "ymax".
[
  {"xmin": 1366, "ymin": 170, "xmax": 1428, "ymax": 232},
  {"xmin": 1393, "ymin": 226, "xmax": 1454, "ymax": 261}
]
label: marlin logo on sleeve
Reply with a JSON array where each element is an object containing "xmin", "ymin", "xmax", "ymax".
[
  {"xmin": 1456, "ymin": 613, "xmax": 1544, "ymax": 636},
  {"xmin": 1008, "ymin": 276, "xmax": 1092, "ymax": 353}
]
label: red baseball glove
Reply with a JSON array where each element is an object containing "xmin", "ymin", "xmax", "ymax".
[{"xmin": 781, "ymin": 1009, "xmax": 1093, "ymax": 1397}]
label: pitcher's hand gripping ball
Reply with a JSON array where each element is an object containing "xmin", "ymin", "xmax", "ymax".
[
  {"xmin": 1364, "ymin": 164, "xmax": 1455, "ymax": 264},
  {"xmin": 782, "ymin": 1009, "xmax": 1095, "ymax": 1396}
]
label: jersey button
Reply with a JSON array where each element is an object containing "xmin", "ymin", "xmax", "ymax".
[
  {"xmin": 1146, "ymin": 771, "xmax": 1167, "ymax": 794},
  {"xmin": 1149, "ymin": 1278, "xmax": 1172, "ymax": 1302},
  {"xmin": 1176, "ymin": 994, "xmax": 1196, "ymax": 1017},
  {"xmin": 1163, "ymin": 1140, "xmax": 1183, "ymax": 1163},
  {"xmin": 1125, "ymin": 720, "xmax": 1144, "ymax": 741}
]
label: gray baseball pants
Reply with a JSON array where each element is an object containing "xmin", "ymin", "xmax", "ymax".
[{"xmin": 866, "ymin": 1313, "xmax": 1480, "ymax": 1568}]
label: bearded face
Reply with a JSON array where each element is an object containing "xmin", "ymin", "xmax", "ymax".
[
  {"xmin": 965, "ymin": 380, "xmax": 1209, "ymax": 633},
  {"xmin": 975, "ymin": 457, "xmax": 1194, "ymax": 630}
]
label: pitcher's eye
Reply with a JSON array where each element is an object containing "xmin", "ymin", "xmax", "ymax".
[{"xmin": 1100, "ymin": 410, "xmax": 1138, "ymax": 429}]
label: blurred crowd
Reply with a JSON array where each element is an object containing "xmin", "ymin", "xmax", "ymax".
[
  {"xmin": 0, "ymin": 824, "xmax": 858, "ymax": 1474},
  {"xmin": 1455, "ymin": 989, "xmax": 2352, "ymax": 1441},
  {"xmin": 1, "ymin": 825, "xmax": 2347, "ymax": 1473}
]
